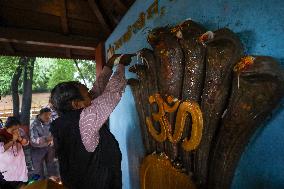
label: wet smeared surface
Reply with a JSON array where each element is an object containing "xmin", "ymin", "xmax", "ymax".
[
  {"xmin": 194, "ymin": 28, "xmax": 244, "ymax": 188},
  {"xmin": 209, "ymin": 56, "xmax": 284, "ymax": 189}
]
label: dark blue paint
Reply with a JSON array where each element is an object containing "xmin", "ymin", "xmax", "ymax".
[{"xmin": 105, "ymin": 0, "xmax": 284, "ymax": 188}]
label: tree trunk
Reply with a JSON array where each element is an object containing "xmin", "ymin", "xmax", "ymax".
[
  {"xmin": 11, "ymin": 57, "xmax": 26, "ymax": 119},
  {"xmin": 20, "ymin": 57, "xmax": 35, "ymax": 126}
]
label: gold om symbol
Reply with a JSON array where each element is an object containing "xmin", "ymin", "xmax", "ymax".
[{"xmin": 146, "ymin": 94, "xmax": 203, "ymax": 151}]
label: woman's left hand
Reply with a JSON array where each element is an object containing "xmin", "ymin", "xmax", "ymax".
[
  {"xmin": 12, "ymin": 130, "xmax": 20, "ymax": 142},
  {"xmin": 19, "ymin": 138, "xmax": 29, "ymax": 146},
  {"xmin": 15, "ymin": 129, "xmax": 29, "ymax": 145}
]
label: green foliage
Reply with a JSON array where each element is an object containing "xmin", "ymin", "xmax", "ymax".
[
  {"xmin": 0, "ymin": 56, "xmax": 20, "ymax": 95},
  {"xmin": 32, "ymin": 58, "xmax": 55, "ymax": 92},
  {"xmin": 47, "ymin": 59, "xmax": 77, "ymax": 89},
  {"xmin": 0, "ymin": 56, "xmax": 96, "ymax": 95},
  {"xmin": 74, "ymin": 60, "xmax": 96, "ymax": 88}
]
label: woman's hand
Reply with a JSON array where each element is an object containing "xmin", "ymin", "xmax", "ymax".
[
  {"xmin": 106, "ymin": 54, "xmax": 135, "ymax": 67},
  {"xmin": 119, "ymin": 54, "xmax": 135, "ymax": 66},
  {"xmin": 16, "ymin": 129, "xmax": 23, "ymax": 141},
  {"xmin": 106, "ymin": 54, "xmax": 120, "ymax": 68},
  {"xmin": 12, "ymin": 130, "xmax": 19, "ymax": 142},
  {"xmin": 13, "ymin": 129, "xmax": 29, "ymax": 146}
]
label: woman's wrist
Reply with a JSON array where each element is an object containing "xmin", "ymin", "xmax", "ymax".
[{"xmin": 105, "ymin": 63, "xmax": 113, "ymax": 69}]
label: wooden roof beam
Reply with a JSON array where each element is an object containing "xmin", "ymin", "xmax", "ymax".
[
  {"xmin": 4, "ymin": 42, "xmax": 16, "ymax": 54},
  {"xmin": 0, "ymin": 27, "xmax": 97, "ymax": 51},
  {"xmin": 0, "ymin": 50, "xmax": 95, "ymax": 60},
  {"xmin": 60, "ymin": 0, "xmax": 69, "ymax": 34},
  {"xmin": 114, "ymin": 0, "xmax": 128, "ymax": 13},
  {"xmin": 59, "ymin": 0, "xmax": 72, "ymax": 58},
  {"xmin": 88, "ymin": 0, "xmax": 111, "ymax": 34}
]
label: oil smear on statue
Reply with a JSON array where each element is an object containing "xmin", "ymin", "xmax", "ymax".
[{"xmin": 128, "ymin": 19, "xmax": 284, "ymax": 189}]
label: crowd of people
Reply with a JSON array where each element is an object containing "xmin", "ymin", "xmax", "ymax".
[
  {"xmin": 0, "ymin": 54, "xmax": 132, "ymax": 189},
  {"xmin": 0, "ymin": 108, "xmax": 59, "ymax": 189}
]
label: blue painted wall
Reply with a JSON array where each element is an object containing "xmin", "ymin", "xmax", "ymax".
[{"xmin": 105, "ymin": 0, "xmax": 284, "ymax": 188}]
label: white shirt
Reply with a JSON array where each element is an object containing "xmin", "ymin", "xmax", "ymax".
[{"xmin": 0, "ymin": 140, "xmax": 28, "ymax": 182}]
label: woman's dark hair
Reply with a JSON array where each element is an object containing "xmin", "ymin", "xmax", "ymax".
[
  {"xmin": 50, "ymin": 81, "xmax": 84, "ymax": 114},
  {"xmin": 5, "ymin": 116, "xmax": 21, "ymax": 128},
  {"xmin": 39, "ymin": 107, "xmax": 51, "ymax": 115}
]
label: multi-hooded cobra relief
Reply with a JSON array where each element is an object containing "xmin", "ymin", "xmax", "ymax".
[{"xmin": 128, "ymin": 19, "xmax": 284, "ymax": 189}]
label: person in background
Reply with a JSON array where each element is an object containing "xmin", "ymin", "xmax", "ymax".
[
  {"xmin": 30, "ymin": 108, "xmax": 58, "ymax": 179},
  {"xmin": 0, "ymin": 119, "xmax": 3, "ymax": 128},
  {"xmin": 0, "ymin": 116, "xmax": 29, "ymax": 189},
  {"xmin": 46, "ymin": 103, "xmax": 59, "ymax": 122},
  {"xmin": 50, "ymin": 54, "xmax": 133, "ymax": 189}
]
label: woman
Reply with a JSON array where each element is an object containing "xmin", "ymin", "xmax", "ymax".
[
  {"xmin": 50, "ymin": 54, "xmax": 133, "ymax": 189},
  {"xmin": 0, "ymin": 116, "xmax": 29, "ymax": 189}
]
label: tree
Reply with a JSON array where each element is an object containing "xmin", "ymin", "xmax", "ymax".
[
  {"xmin": 10, "ymin": 57, "xmax": 36, "ymax": 126},
  {"xmin": 73, "ymin": 59, "xmax": 96, "ymax": 88},
  {"xmin": 74, "ymin": 60, "xmax": 87, "ymax": 86},
  {"xmin": 11, "ymin": 57, "xmax": 26, "ymax": 118},
  {"xmin": 20, "ymin": 57, "xmax": 36, "ymax": 126},
  {"xmin": 0, "ymin": 56, "xmax": 96, "ymax": 125},
  {"xmin": 47, "ymin": 59, "xmax": 96, "ymax": 89},
  {"xmin": 0, "ymin": 56, "xmax": 20, "ymax": 96},
  {"xmin": 1, "ymin": 57, "xmax": 96, "ymax": 96},
  {"xmin": 47, "ymin": 59, "xmax": 76, "ymax": 89},
  {"xmin": 32, "ymin": 58, "xmax": 54, "ymax": 93}
]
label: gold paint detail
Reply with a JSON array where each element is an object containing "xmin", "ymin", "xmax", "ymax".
[
  {"xmin": 140, "ymin": 154, "xmax": 197, "ymax": 189},
  {"xmin": 146, "ymin": 0, "xmax": 159, "ymax": 19},
  {"xmin": 122, "ymin": 26, "xmax": 133, "ymax": 43},
  {"xmin": 146, "ymin": 94, "xmax": 203, "ymax": 151},
  {"xmin": 181, "ymin": 101, "xmax": 203, "ymax": 151},
  {"xmin": 133, "ymin": 12, "xmax": 146, "ymax": 32},
  {"xmin": 146, "ymin": 94, "xmax": 172, "ymax": 142},
  {"xmin": 107, "ymin": 0, "xmax": 160, "ymax": 55}
]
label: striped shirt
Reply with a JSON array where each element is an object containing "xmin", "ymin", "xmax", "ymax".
[{"xmin": 79, "ymin": 64, "xmax": 126, "ymax": 152}]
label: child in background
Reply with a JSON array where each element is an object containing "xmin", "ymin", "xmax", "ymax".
[
  {"xmin": 50, "ymin": 54, "xmax": 133, "ymax": 189},
  {"xmin": 0, "ymin": 116, "xmax": 29, "ymax": 189}
]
